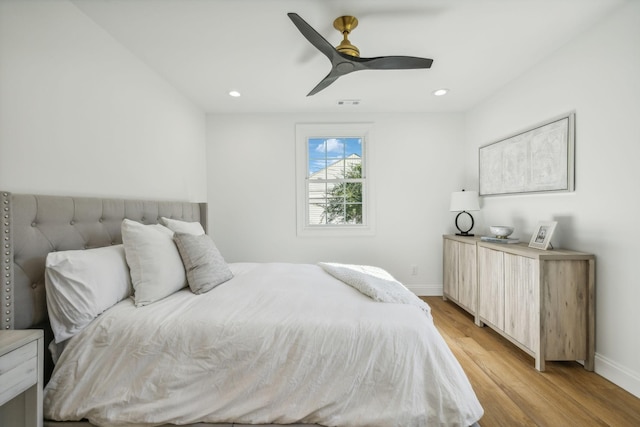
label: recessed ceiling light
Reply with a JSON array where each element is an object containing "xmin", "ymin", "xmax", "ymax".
[
  {"xmin": 432, "ymin": 88, "xmax": 449, "ymax": 96},
  {"xmin": 228, "ymin": 90, "xmax": 241, "ymax": 97}
]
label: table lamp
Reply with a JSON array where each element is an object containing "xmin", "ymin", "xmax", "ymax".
[{"xmin": 450, "ymin": 190, "xmax": 480, "ymax": 236}]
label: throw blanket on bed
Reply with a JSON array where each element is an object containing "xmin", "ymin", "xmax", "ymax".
[{"xmin": 318, "ymin": 262, "xmax": 431, "ymax": 316}]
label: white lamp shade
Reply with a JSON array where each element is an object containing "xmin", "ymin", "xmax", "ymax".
[{"xmin": 450, "ymin": 190, "xmax": 480, "ymax": 212}]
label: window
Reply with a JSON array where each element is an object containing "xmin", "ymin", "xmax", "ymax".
[{"xmin": 295, "ymin": 123, "xmax": 374, "ymax": 236}]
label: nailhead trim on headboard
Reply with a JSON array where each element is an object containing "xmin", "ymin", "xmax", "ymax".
[{"xmin": 2, "ymin": 192, "xmax": 13, "ymax": 330}]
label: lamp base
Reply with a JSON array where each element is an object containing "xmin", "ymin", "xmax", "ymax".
[{"xmin": 454, "ymin": 211, "xmax": 475, "ymax": 236}]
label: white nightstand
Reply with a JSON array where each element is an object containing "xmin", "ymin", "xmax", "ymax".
[{"xmin": 0, "ymin": 330, "xmax": 44, "ymax": 427}]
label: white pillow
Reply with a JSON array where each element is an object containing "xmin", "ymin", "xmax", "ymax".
[
  {"xmin": 159, "ymin": 217, "xmax": 205, "ymax": 236},
  {"xmin": 121, "ymin": 219, "xmax": 187, "ymax": 307},
  {"xmin": 45, "ymin": 245, "xmax": 132, "ymax": 343}
]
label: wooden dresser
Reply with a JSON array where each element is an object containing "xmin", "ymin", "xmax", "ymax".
[{"xmin": 443, "ymin": 235, "xmax": 595, "ymax": 371}]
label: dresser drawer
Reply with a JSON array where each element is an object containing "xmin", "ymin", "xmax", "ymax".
[{"xmin": 0, "ymin": 340, "xmax": 38, "ymax": 406}]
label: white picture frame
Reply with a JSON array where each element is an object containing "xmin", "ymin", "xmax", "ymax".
[
  {"xmin": 479, "ymin": 112, "xmax": 575, "ymax": 196},
  {"xmin": 528, "ymin": 221, "xmax": 557, "ymax": 250}
]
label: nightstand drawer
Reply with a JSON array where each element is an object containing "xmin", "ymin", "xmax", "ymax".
[{"xmin": 0, "ymin": 341, "xmax": 38, "ymax": 406}]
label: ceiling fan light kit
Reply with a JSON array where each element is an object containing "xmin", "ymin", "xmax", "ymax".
[{"xmin": 287, "ymin": 12, "xmax": 433, "ymax": 96}]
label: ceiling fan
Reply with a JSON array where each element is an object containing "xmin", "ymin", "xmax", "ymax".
[{"xmin": 287, "ymin": 12, "xmax": 433, "ymax": 96}]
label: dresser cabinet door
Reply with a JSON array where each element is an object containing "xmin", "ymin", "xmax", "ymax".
[
  {"xmin": 504, "ymin": 254, "xmax": 538, "ymax": 351},
  {"xmin": 478, "ymin": 246, "xmax": 504, "ymax": 329},
  {"xmin": 443, "ymin": 239, "xmax": 459, "ymax": 300},
  {"xmin": 458, "ymin": 242, "xmax": 477, "ymax": 312}
]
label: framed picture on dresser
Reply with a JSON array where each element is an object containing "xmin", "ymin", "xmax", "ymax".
[{"xmin": 528, "ymin": 221, "xmax": 557, "ymax": 250}]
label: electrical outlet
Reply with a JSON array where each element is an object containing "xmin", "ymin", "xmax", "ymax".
[{"xmin": 411, "ymin": 265, "xmax": 418, "ymax": 276}]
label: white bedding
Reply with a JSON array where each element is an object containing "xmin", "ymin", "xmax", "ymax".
[{"xmin": 44, "ymin": 262, "xmax": 483, "ymax": 427}]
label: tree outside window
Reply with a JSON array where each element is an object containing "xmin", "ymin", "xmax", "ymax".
[{"xmin": 324, "ymin": 162, "xmax": 362, "ymax": 224}]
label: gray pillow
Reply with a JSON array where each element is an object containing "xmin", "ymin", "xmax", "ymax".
[{"xmin": 173, "ymin": 232, "xmax": 233, "ymax": 294}]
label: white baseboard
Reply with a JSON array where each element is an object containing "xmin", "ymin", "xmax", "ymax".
[
  {"xmin": 595, "ymin": 353, "xmax": 640, "ymax": 398},
  {"xmin": 406, "ymin": 284, "xmax": 442, "ymax": 297}
]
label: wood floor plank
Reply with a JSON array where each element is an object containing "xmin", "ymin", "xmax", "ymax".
[
  {"xmin": 452, "ymin": 331, "xmax": 601, "ymax": 426},
  {"xmin": 422, "ymin": 297, "xmax": 640, "ymax": 427},
  {"xmin": 542, "ymin": 362, "xmax": 640, "ymax": 426},
  {"xmin": 445, "ymin": 335, "xmax": 536, "ymax": 426}
]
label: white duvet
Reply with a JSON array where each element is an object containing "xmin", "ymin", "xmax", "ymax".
[{"xmin": 44, "ymin": 263, "xmax": 483, "ymax": 427}]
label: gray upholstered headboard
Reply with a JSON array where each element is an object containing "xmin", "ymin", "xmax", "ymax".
[{"xmin": 1, "ymin": 191, "xmax": 207, "ymax": 332}]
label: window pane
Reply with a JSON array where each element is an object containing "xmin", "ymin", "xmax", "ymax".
[
  {"xmin": 308, "ymin": 202, "xmax": 327, "ymax": 225},
  {"xmin": 308, "ymin": 181, "xmax": 327, "ymax": 198},
  {"xmin": 345, "ymin": 157, "xmax": 362, "ymax": 178},
  {"xmin": 308, "ymin": 160, "xmax": 326, "ymax": 179},
  {"xmin": 308, "ymin": 138, "xmax": 328, "ymax": 179},
  {"xmin": 345, "ymin": 203, "xmax": 363, "ymax": 224},
  {"xmin": 326, "ymin": 158, "xmax": 345, "ymax": 179},
  {"xmin": 345, "ymin": 137, "xmax": 362, "ymax": 155}
]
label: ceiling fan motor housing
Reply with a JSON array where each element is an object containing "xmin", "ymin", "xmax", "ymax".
[{"xmin": 333, "ymin": 16, "xmax": 360, "ymax": 57}]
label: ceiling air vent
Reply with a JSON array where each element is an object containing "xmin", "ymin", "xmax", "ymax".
[{"xmin": 337, "ymin": 99, "xmax": 361, "ymax": 106}]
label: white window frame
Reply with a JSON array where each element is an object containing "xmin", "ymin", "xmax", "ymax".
[{"xmin": 295, "ymin": 123, "xmax": 375, "ymax": 237}]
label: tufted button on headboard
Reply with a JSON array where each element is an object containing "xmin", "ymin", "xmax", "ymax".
[{"xmin": 2, "ymin": 192, "xmax": 207, "ymax": 331}]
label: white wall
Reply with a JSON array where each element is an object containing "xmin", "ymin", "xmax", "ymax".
[
  {"xmin": 207, "ymin": 113, "xmax": 466, "ymax": 292},
  {"xmin": 0, "ymin": 0, "xmax": 207, "ymax": 201},
  {"xmin": 464, "ymin": 2, "xmax": 640, "ymax": 397}
]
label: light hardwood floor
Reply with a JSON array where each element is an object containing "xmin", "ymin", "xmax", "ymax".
[{"xmin": 422, "ymin": 296, "xmax": 640, "ymax": 427}]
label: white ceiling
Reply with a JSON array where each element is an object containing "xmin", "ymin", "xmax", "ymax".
[{"xmin": 71, "ymin": 0, "xmax": 625, "ymax": 114}]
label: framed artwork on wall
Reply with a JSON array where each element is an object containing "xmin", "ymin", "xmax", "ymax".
[
  {"xmin": 479, "ymin": 112, "xmax": 575, "ymax": 196},
  {"xmin": 528, "ymin": 221, "xmax": 557, "ymax": 250}
]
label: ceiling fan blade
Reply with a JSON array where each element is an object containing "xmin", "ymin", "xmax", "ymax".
[
  {"xmin": 287, "ymin": 13, "xmax": 337, "ymax": 61},
  {"xmin": 359, "ymin": 56, "xmax": 433, "ymax": 70},
  {"xmin": 307, "ymin": 73, "xmax": 340, "ymax": 96}
]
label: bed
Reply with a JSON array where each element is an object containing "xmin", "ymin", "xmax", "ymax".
[{"xmin": 2, "ymin": 191, "xmax": 483, "ymax": 427}]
